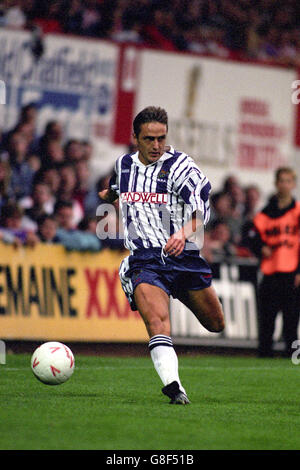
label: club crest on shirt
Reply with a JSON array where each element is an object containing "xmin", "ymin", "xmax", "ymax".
[{"xmin": 157, "ymin": 169, "xmax": 170, "ymax": 181}]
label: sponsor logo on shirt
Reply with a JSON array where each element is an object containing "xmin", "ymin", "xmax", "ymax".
[{"xmin": 121, "ymin": 192, "xmax": 168, "ymax": 204}]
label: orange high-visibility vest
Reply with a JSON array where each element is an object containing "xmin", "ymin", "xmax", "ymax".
[{"xmin": 253, "ymin": 201, "xmax": 300, "ymax": 275}]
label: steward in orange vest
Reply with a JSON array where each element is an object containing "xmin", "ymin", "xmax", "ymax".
[{"xmin": 247, "ymin": 167, "xmax": 300, "ymax": 357}]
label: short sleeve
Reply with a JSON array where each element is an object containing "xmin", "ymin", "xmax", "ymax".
[
  {"xmin": 174, "ymin": 160, "xmax": 211, "ymax": 225},
  {"xmin": 109, "ymin": 161, "xmax": 120, "ymax": 196}
]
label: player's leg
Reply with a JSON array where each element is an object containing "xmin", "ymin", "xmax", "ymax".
[
  {"xmin": 179, "ymin": 285, "xmax": 225, "ymax": 333},
  {"xmin": 134, "ymin": 282, "xmax": 189, "ymax": 404},
  {"xmin": 134, "ymin": 282, "xmax": 170, "ymax": 336}
]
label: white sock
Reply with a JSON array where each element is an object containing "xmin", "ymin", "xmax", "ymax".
[{"xmin": 148, "ymin": 335, "xmax": 186, "ymax": 394}]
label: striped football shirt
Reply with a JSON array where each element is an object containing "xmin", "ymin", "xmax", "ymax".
[{"xmin": 109, "ymin": 145, "xmax": 211, "ymax": 252}]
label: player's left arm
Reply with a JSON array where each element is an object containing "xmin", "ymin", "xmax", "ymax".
[
  {"xmin": 164, "ymin": 211, "xmax": 202, "ymax": 257},
  {"xmin": 166, "ymin": 159, "xmax": 209, "ymax": 256}
]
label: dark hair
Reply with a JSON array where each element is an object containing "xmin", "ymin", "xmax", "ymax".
[
  {"xmin": 0, "ymin": 202, "xmax": 24, "ymax": 221},
  {"xmin": 275, "ymin": 166, "xmax": 296, "ymax": 182},
  {"xmin": 37, "ymin": 214, "xmax": 56, "ymax": 226},
  {"xmin": 133, "ymin": 106, "xmax": 168, "ymax": 137},
  {"xmin": 54, "ymin": 200, "xmax": 73, "ymax": 213}
]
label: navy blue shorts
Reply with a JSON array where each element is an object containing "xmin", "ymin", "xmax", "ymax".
[{"xmin": 119, "ymin": 248, "xmax": 212, "ymax": 311}]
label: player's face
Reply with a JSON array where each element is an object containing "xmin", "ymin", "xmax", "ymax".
[{"xmin": 134, "ymin": 122, "xmax": 167, "ymax": 165}]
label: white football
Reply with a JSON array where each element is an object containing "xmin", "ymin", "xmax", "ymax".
[{"xmin": 31, "ymin": 342, "xmax": 75, "ymax": 385}]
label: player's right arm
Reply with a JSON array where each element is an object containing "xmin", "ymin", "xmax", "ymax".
[
  {"xmin": 98, "ymin": 188, "xmax": 119, "ymax": 203},
  {"xmin": 98, "ymin": 160, "xmax": 120, "ymax": 203}
]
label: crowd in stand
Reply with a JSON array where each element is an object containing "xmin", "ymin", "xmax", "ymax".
[
  {"xmin": 1, "ymin": 0, "xmax": 300, "ymax": 67},
  {"xmin": 0, "ymin": 103, "xmax": 126, "ymax": 252},
  {"xmin": 202, "ymin": 177, "xmax": 262, "ymax": 262},
  {"xmin": 0, "ymin": 0, "xmax": 285, "ymax": 258},
  {"xmin": 0, "ymin": 102, "xmax": 265, "ymax": 259}
]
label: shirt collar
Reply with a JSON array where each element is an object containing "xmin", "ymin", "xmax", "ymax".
[{"xmin": 132, "ymin": 146, "xmax": 175, "ymax": 167}]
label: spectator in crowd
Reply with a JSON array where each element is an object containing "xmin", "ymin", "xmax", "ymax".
[
  {"xmin": 276, "ymin": 27, "xmax": 299, "ymax": 66},
  {"xmin": 223, "ymin": 175, "xmax": 245, "ymax": 217},
  {"xmin": 245, "ymin": 7, "xmax": 265, "ymax": 58},
  {"xmin": 240, "ymin": 184, "xmax": 262, "ymax": 252},
  {"xmin": 110, "ymin": 0, "xmax": 145, "ymax": 44},
  {"xmin": 10, "ymin": 121, "xmax": 36, "ymax": 155},
  {"xmin": 17, "ymin": 103, "xmax": 39, "ymax": 151},
  {"xmin": 36, "ymin": 164, "xmax": 61, "ymax": 196},
  {"xmin": 40, "ymin": 138, "xmax": 65, "ymax": 167},
  {"xmin": 18, "ymin": 102, "xmax": 38, "ymax": 128},
  {"xmin": 79, "ymin": 0, "xmax": 103, "ymax": 37},
  {"xmin": 37, "ymin": 213, "xmax": 60, "ymax": 244},
  {"xmin": 38, "ymin": 120, "xmax": 64, "ymax": 159},
  {"xmin": 64, "ymin": 139, "xmax": 84, "ymax": 163},
  {"xmin": 2, "ymin": 0, "xmax": 26, "ymax": 29},
  {"xmin": 81, "ymin": 140, "xmax": 93, "ymax": 161},
  {"xmin": 246, "ymin": 167, "xmax": 300, "ymax": 357},
  {"xmin": 0, "ymin": 160, "xmax": 14, "ymax": 210},
  {"xmin": 32, "ymin": 1, "xmax": 63, "ymax": 34},
  {"xmin": 1, "ymin": 0, "xmax": 300, "ymax": 65},
  {"xmin": 256, "ymin": 25, "xmax": 281, "ymax": 61},
  {"xmin": 54, "ymin": 200, "xmax": 76, "ymax": 231},
  {"xmin": 11, "ymin": 103, "xmax": 39, "ymax": 152},
  {"xmin": 73, "ymin": 158, "xmax": 99, "ymax": 216},
  {"xmin": 242, "ymin": 184, "xmax": 262, "ymax": 222},
  {"xmin": 63, "ymin": 0, "xmax": 84, "ymax": 35},
  {"xmin": 142, "ymin": 4, "xmax": 179, "ymax": 51},
  {"xmin": 0, "ymin": 202, "xmax": 39, "ymax": 246},
  {"xmin": 78, "ymin": 215, "xmax": 97, "ymax": 233},
  {"xmin": 2, "ymin": 0, "xmax": 300, "ymax": 260},
  {"xmin": 56, "ymin": 162, "xmax": 84, "ymax": 226},
  {"xmin": 222, "ymin": 175, "xmax": 246, "ymax": 243},
  {"xmin": 5, "ymin": 131, "xmax": 35, "ymax": 200},
  {"xmin": 53, "ymin": 200, "xmax": 102, "ymax": 251},
  {"xmin": 208, "ymin": 191, "xmax": 236, "ymax": 237},
  {"xmin": 202, "ymin": 218, "xmax": 237, "ymax": 263},
  {"xmin": 106, "ymin": 0, "xmax": 128, "ymax": 41},
  {"xmin": 26, "ymin": 153, "xmax": 41, "ymax": 173},
  {"xmin": 19, "ymin": 180, "xmax": 55, "ymax": 228}
]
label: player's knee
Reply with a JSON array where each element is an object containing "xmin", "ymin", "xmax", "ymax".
[{"xmin": 146, "ymin": 315, "xmax": 169, "ymax": 336}]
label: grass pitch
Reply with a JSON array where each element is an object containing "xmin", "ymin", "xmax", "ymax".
[{"xmin": 1, "ymin": 352, "xmax": 300, "ymax": 450}]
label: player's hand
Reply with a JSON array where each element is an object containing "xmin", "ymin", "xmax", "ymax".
[
  {"xmin": 98, "ymin": 189, "xmax": 110, "ymax": 200},
  {"xmin": 98, "ymin": 189, "xmax": 118, "ymax": 203},
  {"xmin": 164, "ymin": 233, "xmax": 185, "ymax": 257}
]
